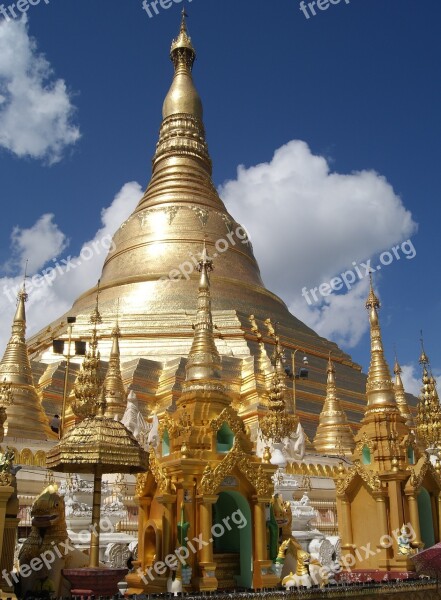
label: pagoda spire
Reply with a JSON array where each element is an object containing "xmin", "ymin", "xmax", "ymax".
[
  {"xmin": 103, "ymin": 317, "xmax": 127, "ymax": 420},
  {"xmin": 150, "ymin": 11, "xmax": 212, "ymax": 179},
  {"xmin": 0, "ymin": 282, "xmax": 51, "ymax": 439},
  {"xmin": 184, "ymin": 242, "xmax": 221, "ymax": 385},
  {"xmin": 352, "ymin": 277, "xmax": 409, "ymax": 471},
  {"xmin": 71, "ymin": 282, "xmax": 103, "ymax": 420},
  {"xmin": 314, "ymin": 354, "xmax": 355, "ymax": 457},
  {"xmin": 416, "ymin": 338, "xmax": 441, "ymax": 451},
  {"xmin": 393, "ymin": 356, "xmax": 415, "ymax": 429},
  {"xmin": 163, "ymin": 9, "xmax": 201, "ymax": 119},
  {"xmin": 365, "ymin": 276, "xmax": 399, "ymax": 414},
  {"xmin": 259, "ymin": 325, "xmax": 297, "ymax": 445}
]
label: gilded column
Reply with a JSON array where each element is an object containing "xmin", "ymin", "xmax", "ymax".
[
  {"xmin": 406, "ymin": 492, "xmax": 423, "ymax": 547},
  {"xmin": 252, "ymin": 496, "xmax": 279, "ymax": 589},
  {"xmin": 375, "ymin": 493, "xmax": 390, "ymax": 569},
  {"xmin": 197, "ymin": 495, "xmax": 218, "ymax": 591}
]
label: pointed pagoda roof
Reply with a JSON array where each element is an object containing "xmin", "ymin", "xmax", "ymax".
[
  {"xmin": 103, "ymin": 322, "xmax": 127, "ymax": 419},
  {"xmin": 393, "ymin": 357, "xmax": 415, "ymax": 429},
  {"xmin": 184, "ymin": 242, "xmax": 222, "ymax": 385},
  {"xmin": 314, "ymin": 355, "xmax": 355, "ymax": 457},
  {"xmin": 416, "ymin": 341, "xmax": 441, "ymax": 450},
  {"xmin": 0, "ymin": 284, "xmax": 51, "ymax": 440},
  {"xmin": 71, "ymin": 285, "xmax": 103, "ymax": 420},
  {"xmin": 364, "ymin": 277, "xmax": 400, "ymax": 414}
]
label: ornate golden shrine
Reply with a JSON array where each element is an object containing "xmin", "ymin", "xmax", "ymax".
[
  {"xmin": 129, "ymin": 244, "xmax": 278, "ymax": 593},
  {"xmin": 336, "ymin": 280, "xmax": 441, "ymax": 572}
]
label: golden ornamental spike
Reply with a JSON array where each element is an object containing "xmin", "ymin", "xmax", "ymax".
[{"xmin": 365, "ymin": 274, "xmax": 380, "ymax": 310}]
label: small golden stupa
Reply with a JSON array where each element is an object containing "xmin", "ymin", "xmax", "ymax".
[{"xmin": 313, "ymin": 354, "xmax": 355, "ymax": 457}]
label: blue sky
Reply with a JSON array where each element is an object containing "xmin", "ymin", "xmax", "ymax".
[{"xmin": 0, "ymin": 0, "xmax": 439, "ymax": 394}]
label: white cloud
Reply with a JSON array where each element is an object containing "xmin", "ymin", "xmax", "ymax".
[
  {"xmin": 0, "ymin": 182, "xmax": 142, "ymax": 355},
  {"xmin": 220, "ymin": 140, "xmax": 418, "ymax": 348},
  {"xmin": 0, "ymin": 17, "xmax": 80, "ymax": 163},
  {"xmin": 400, "ymin": 363, "xmax": 441, "ymax": 398},
  {"xmin": 289, "ymin": 279, "xmax": 370, "ymax": 348},
  {"xmin": 7, "ymin": 213, "xmax": 68, "ymax": 273},
  {"xmin": 400, "ymin": 364, "xmax": 422, "ymax": 397}
]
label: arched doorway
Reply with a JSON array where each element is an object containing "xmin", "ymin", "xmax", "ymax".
[
  {"xmin": 418, "ymin": 487, "xmax": 435, "ymax": 548},
  {"xmin": 213, "ymin": 491, "xmax": 252, "ymax": 588},
  {"xmin": 144, "ymin": 525, "xmax": 157, "ymax": 566}
]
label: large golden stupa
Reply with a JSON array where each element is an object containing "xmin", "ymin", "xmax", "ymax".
[{"xmin": 28, "ymin": 13, "xmax": 371, "ymax": 440}]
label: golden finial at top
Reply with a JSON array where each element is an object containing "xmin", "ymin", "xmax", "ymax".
[
  {"xmin": 419, "ymin": 332, "xmax": 429, "ymax": 365},
  {"xmin": 170, "ymin": 7, "xmax": 196, "ymax": 63},
  {"xmin": 90, "ymin": 280, "xmax": 102, "ymax": 327},
  {"xmin": 365, "ymin": 274, "xmax": 380, "ymax": 310}
]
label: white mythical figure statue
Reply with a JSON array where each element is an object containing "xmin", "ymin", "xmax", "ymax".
[
  {"xmin": 121, "ymin": 390, "xmax": 158, "ymax": 449},
  {"xmin": 256, "ymin": 421, "xmax": 306, "ymax": 465}
]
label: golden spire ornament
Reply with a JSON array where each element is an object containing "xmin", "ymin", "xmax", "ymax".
[
  {"xmin": 103, "ymin": 308, "xmax": 127, "ymax": 420},
  {"xmin": 259, "ymin": 327, "xmax": 297, "ymax": 444},
  {"xmin": 71, "ymin": 282, "xmax": 103, "ymax": 420},
  {"xmin": 365, "ymin": 276, "xmax": 400, "ymax": 414},
  {"xmin": 416, "ymin": 338, "xmax": 441, "ymax": 451},
  {"xmin": 313, "ymin": 354, "xmax": 355, "ymax": 457},
  {"xmin": 184, "ymin": 242, "xmax": 222, "ymax": 385},
  {"xmin": 393, "ymin": 356, "xmax": 415, "ymax": 429},
  {"xmin": 163, "ymin": 8, "xmax": 202, "ymax": 122}
]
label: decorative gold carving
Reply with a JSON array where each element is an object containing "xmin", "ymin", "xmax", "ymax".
[
  {"xmin": 355, "ymin": 432, "xmax": 376, "ymax": 455},
  {"xmin": 211, "ymin": 407, "xmax": 246, "ymax": 436},
  {"xmin": 408, "ymin": 455, "xmax": 440, "ymax": 490},
  {"xmin": 336, "ymin": 461, "xmax": 381, "ymax": 495},
  {"xmin": 199, "ymin": 442, "xmax": 273, "ymax": 497},
  {"xmin": 136, "ymin": 472, "xmax": 149, "ymax": 498},
  {"xmin": 191, "ymin": 206, "xmax": 209, "ymax": 227},
  {"xmin": 149, "ymin": 447, "xmax": 174, "ymax": 494},
  {"xmin": 165, "ymin": 206, "xmax": 180, "ymax": 225}
]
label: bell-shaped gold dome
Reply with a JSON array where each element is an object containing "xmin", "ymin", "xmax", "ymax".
[{"xmin": 29, "ymin": 16, "xmax": 370, "ymax": 441}]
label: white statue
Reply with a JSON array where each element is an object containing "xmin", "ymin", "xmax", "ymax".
[
  {"xmin": 255, "ymin": 421, "xmax": 306, "ymax": 463},
  {"xmin": 147, "ymin": 413, "xmax": 159, "ymax": 449},
  {"xmin": 284, "ymin": 421, "xmax": 306, "ymax": 461},
  {"xmin": 121, "ymin": 390, "xmax": 148, "ymax": 442}
]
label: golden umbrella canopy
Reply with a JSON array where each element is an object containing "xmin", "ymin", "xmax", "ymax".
[
  {"xmin": 46, "ymin": 412, "xmax": 149, "ymax": 475},
  {"xmin": 46, "ymin": 404, "xmax": 149, "ymax": 568}
]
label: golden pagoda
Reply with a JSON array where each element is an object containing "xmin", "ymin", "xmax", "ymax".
[
  {"xmin": 336, "ymin": 278, "xmax": 441, "ymax": 572},
  {"xmin": 0, "ymin": 284, "xmax": 52, "ymax": 440},
  {"xmin": 313, "ymin": 355, "xmax": 355, "ymax": 457},
  {"xmin": 28, "ymin": 11, "xmax": 372, "ymax": 443},
  {"xmin": 130, "ymin": 244, "xmax": 278, "ymax": 593}
]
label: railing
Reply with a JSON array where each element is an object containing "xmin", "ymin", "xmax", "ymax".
[{"xmin": 309, "ymin": 500, "xmax": 338, "ymax": 536}]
